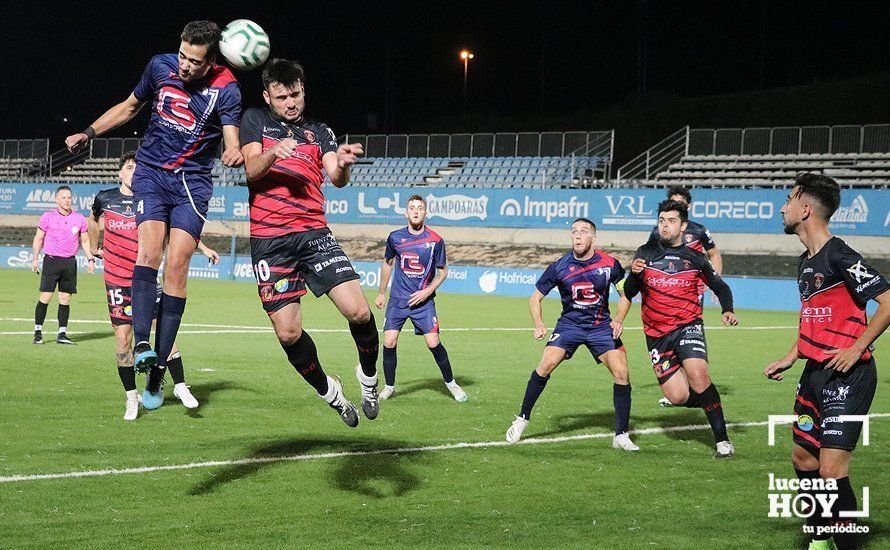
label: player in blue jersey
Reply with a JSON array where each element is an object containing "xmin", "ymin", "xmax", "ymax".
[
  {"xmin": 65, "ymin": 21, "xmax": 243, "ymax": 409},
  {"xmin": 505, "ymin": 218, "xmax": 639, "ymax": 451},
  {"xmin": 374, "ymin": 195, "xmax": 468, "ymax": 402}
]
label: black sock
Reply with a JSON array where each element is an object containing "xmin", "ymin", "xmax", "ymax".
[
  {"xmin": 35, "ymin": 301, "xmax": 48, "ymax": 329},
  {"xmin": 57, "ymin": 304, "xmax": 70, "ymax": 333},
  {"xmin": 833, "ymin": 476, "xmax": 858, "ymax": 549},
  {"xmin": 132, "ymin": 266, "xmax": 158, "ymax": 344},
  {"xmin": 349, "ymin": 312, "xmax": 378, "ymax": 377},
  {"xmin": 154, "ymin": 293, "xmax": 185, "ymax": 368},
  {"xmin": 146, "ymin": 365, "xmax": 166, "ymax": 393},
  {"xmin": 166, "ymin": 353, "xmax": 185, "ymax": 385},
  {"xmin": 282, "ymin": 331, "xmax": 329, "ymax": 395},
  {"xmin": 429, "ymin": 343, "xmax": 454, "ymax": 384},
  {"xmin": 795, "ymin": 468, "xmax": 830, "ymax": 540},
  {"xmin": 117, "ymin": 366, "xmax": 137, "ymax": 392},
  {"xmin": 682, "ymin": 388, "xmax": 702, "ymax": 408},
  {"xmin": 519, "ymin": 370, "xmax": 549, "ymax": 420},
  {"xmin": 383, "ymin": 346, "xmax": 397, "ymax": 386},
  {"xmin": 699, "ymin": 384, "xmax": 728, "ymax": 443},
  {"xmin": 613, "ymin": 383, "xmax": 632, "ymax": 435}
]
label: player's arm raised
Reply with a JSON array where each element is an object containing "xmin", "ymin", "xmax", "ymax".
[
  {"xmin": 242, "ymin": 139, "xmax": 299, "ymax": 182},
  {"xmin": 375, "ymin": 258, "xmax": 393, "ymax": 309},
  {"xmin": 65, "ymin": 94, "xmax": 146, "ymax": 153},
  {"xmin": 322, "ymin": 143, "xmax": 364, "ymax": 188},
  {"xmin": 529, "ymin": 289, "xmax": 548, "ymax": 340}
]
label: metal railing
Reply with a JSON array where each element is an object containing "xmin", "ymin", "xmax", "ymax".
[
  {"xmin": 687, "ymin": 124, "xmax": 890, "ymax": 155},
  {"xmin": 0, "ymin": 139, "xmax": 50, "ymax": 160},
  {"xmin": 616, "ymin": 127, "xmax": 689, "ymax": 181},
  {"xmin": 342, "ymin": 131, "xmax": 613, "ymax": 160}
]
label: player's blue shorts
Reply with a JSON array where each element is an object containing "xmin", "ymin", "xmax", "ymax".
[
  {"xmin": 384, "ymin": 299, "xmax": 439, "ymax": 335},
  {"xmin": 132, "ymin": 164, "xmax": 212, "ymax": 241},
  {"xmin": 546, "ymin": 318, "xmax": 624, "ymax": 362}
]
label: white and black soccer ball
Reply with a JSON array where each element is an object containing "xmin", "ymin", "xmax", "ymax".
[{"xmin": 220, "ymin": 19, "xmax": 270, "ymax": 70}]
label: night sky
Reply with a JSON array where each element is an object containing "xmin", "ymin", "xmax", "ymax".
[{"xmin": 3, "ymin": 1, "xmax": 889, "ymax": 147}]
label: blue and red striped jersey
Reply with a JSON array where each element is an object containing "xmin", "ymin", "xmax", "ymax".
[
  {"xmin": 536, "ymin": 250, "xmax": 625, "ymax": 328},
  {"xmin": 133, "ymin": 54, "xmax": 241, "ymax": 173},
  {"xmin": 385, "ymin": 226, "xmax": 447, "ymax": 306}
]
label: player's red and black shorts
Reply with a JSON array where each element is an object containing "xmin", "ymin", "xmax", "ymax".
[
  {"xmin": 793, "ymin": 357, "xmax": 877, "ymax": 453},
  {"xmin": 250, "ymin": 228, "xmax": 360, "ymax": 314},
  {"xmin": 105, "ymin": 282, "xmax": 162, "ymax": 327},
  {"xmin": 645, "ymin": 320, "xmax": 709, "ymax": 384}
]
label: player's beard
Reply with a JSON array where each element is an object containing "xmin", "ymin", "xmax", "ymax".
[
  {"xmin": 659, "ymin": 236, "xmax": 678, "ymax": 247},
  {"xmin": 409, "ymin": 219, "xmax": 424, "ymax": 231},
  {"xmin": 782, "ymin": 219, "xmax": 799, "ymax": 235}
]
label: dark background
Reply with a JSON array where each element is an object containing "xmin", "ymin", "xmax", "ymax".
[{"xmin": 3, "ymin": 1, "xmax": 890, "ymax": 159}]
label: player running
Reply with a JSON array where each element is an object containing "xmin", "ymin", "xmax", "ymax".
[
  {"xmin": 239, "ymin": 59, "xmax": 379, "ymax": 428},
  {"xmin": 373, "ymin": 195, "xmax": 467, "ymax": 402},
  {"xmin": 765, "ymin": 174, "xmax": 888, "ymax": 550},
  {"xmin": 88, "ymin": 152, "xmax": 219, "ymax": 419},
  {"xmin": 614, "ymin": 200, "xmax": 738, "ymax": 458},
  {"xmin": 64, "ymin": 21, "xmax": 243, "ymax": 402},
  {"xmin": 505, "ymin": 218, "xmax": 639, "ymax": 451}
]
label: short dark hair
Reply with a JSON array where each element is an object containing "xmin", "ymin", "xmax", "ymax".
[
  {"xmin": 56, "ymin": 185, "xmax": 71, "ymax": 195},
  {"xmin": 792, "ymin": 173, "xmax": 841, "ymax": 220},
  {"xmin": 119, "ymin": 151, "xmax": 137, "ymax": 169},
  {"xmin": 666, "ymin": 185, "xmax": 692, "ymax": 204},
  {"xmin": 658, "ymin": 199, "xmax": 689, "ymax": 223},
  {"xmin": 262, "ymin": 58, "xmax": 305, "ymax": 89},
  {"xmin": 406, "ymin": 194, "xmax": 426, "ymax": 206},
  {"xmin": 572, "ymin": 217, "xmax": 596, "ymax": 232},
  {"xmin": 181, "ymin": 21, "xmax": 221, "ymax": 58}
]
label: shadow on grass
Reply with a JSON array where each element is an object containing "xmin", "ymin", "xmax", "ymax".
[
  {"xmin": 64, "ymin": 331, "xmax": 112, "ymax": 343},
  {"xmin": 189, "ymin": 436, "xmax": 424, "ymax": 499},
  {"xmin": 528, "ymin": 408, "xmax": 754, "ymax": 449},
  {"xmin": 185, "ymin": 380, "xmax": 254, "ymax": 407},
  {"xmin": 395, "ymin": 375, "xmax": 477, "ymax": 399}
]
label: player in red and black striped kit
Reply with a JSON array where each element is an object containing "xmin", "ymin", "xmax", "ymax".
[
  {"xmin": 614, "ymin": 199, "xmax": 739, "ymax": 458},
  {"xmin": 88, "ymin": 152, "xmax": 218, "ymax": 419},
  {"xmin": 647, "ymin": 185, "xmax": 722, "ymax": 273},
  {"xmin": 765, "ymin": 174, "xmax": 889, "ymax": 550},
  {"xmin": 239, "ymin": 59, "xmax": 379, "ymax": 428}
]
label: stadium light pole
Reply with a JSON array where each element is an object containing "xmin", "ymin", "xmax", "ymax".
[{"xmin": 460, "ymin": 49, "xmax": 475, "ymax": 114}]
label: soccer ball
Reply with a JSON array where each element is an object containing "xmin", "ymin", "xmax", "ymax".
[{"xmin": 220, "ymin": 19, "xmax": 270, "ymax": 70}]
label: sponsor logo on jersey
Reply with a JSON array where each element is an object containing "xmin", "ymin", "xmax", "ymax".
[
  {"xmin": 814, "ymin": 273, "xmax": 824, "ymax": 289},
  {"xmin": 274, "ymin": 279, "xmax": 289, "ymax": 293},
  {"xmin": 847, "ymin": 260, "xmax": 873, "ymax": 284},
  {"xmin": 796, "ymin": 414, "xmax": 814, "ymax": 431}
]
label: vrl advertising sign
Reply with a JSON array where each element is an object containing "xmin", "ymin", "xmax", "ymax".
[{"xmin": 0, "ymin": 183, "xmax": 886, "ymax": 236}]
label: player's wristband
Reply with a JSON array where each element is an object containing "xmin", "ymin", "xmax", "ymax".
[{"xmin": 84, "ymin": 127, "xmax": 97, "ymax": 139}]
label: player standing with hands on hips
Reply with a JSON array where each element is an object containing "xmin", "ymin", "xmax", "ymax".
[{"xmin": 65, "ymin": 21, "xmax": 243, "ymax": 409}]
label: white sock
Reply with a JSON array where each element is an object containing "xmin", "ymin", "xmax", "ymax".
[
  {"xmin": 384, "ymin": 384, "xmax": 395, "ymax": 391},
  {"xmin": 320, "ymin": 376, "xmax": 338, "ymax": 404},
  {"xmin": 174, "ymin": 382, "xmax": 188, "ymax": 392},
  {"xmin": 126, "ymin": 389, "xmax": 139, "ymax": 401},
  {"xmin": 446, "ymin": 379, "xmax": 459, "ymax": 388},
  {"xmin": 35, "ymin": 324, "xmax": 42, "ymax": 331},
  {"xmin": 357, "ymin": 369, "xmax": 377, "ymax": 387},
  {"xmin": 58, "ymin": 326, "xmax": 67, "ymax": 334}
]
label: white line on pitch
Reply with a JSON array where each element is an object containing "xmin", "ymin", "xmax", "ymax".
[{"xmin": 2, "ymin": 413, "xmax": 887, "ymax": 484}]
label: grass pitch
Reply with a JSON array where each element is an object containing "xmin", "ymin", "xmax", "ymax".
[{"xmin": 0, "ymin": 268, "xmax": 887, "ymax": 548}]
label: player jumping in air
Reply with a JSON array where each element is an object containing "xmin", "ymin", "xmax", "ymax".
[
  {"xmin": 374, "ymin": 195, "xmax": 468, "ymax": 402},
  {"xmin": 65, "ymin": 21, "xmax": 243, "ymax": 410},
  {"xmin": 505, "ymin": 218, "xmax": 640, "ymax": 451},
  {"xmin": 88, "ymin": 152, "xmax": 219, "ymax": 419},
  {"xmin": 765, "ymin": 174, "xmax": 888, "ymax": 550},
  {"xmin": 614, "ymin": 200, "xmax": 738, "ymax": 458},
  {"xmin": 239, "ymin": 59, "xmax": 379, "ymax": 427}
]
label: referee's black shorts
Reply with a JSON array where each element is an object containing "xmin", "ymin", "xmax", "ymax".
[{"xmin": 39, "ymin": 255, "xmax": 78, "ymax": 294}]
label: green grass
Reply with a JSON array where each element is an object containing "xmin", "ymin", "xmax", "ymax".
[{"xmin": 0, "ymin": 268, "xmax": 887, "ymax": 548}]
